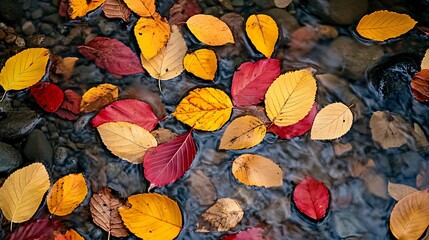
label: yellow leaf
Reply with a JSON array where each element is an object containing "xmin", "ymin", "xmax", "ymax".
[
  {"xmin": 422, "ymin": 49, "xmax": 429, "ymax": 70},
  {"xmin": 388, "ymin": 182, "xmax": 418, "ymax": 201},
  {"xmin": 122, "ymin": 0, "xmax": 155, "ymax": 17},
  {"xmin": 142, "ymin": 25, "xmax": 187, "ymax": 80},
  {"xmin": 245, "ymin": 14, "xmax": 279, "ymax": 58},
  {"xmin": 370, "ymin": 111, "xmax": 412, "ymax": 150},
  {"xmin": 97, "ymin": 121, "xmax": 157, "ymax": 163},
  {"xmin": 119, "ymin": 193, "xmax": 182, "ymax": 240},
  {"xmin": 64, "ymin": 229, "xmax": 84, "ymax": 240},
  {"xmin": 265, "ymin": 69, "xmax": 317, "ymax": 126},
  {"xmin": 310, "ymin": 102, "xmax": 353, "ymax": 140},
  {"xmin": 0, "ymin": 163, "xmax": 50, "ymax": 223},
  {"xmin": 390, "ymin": 190, "xmax": 429, "ymax": 240},
  {"xmin": 0, "ymin": 48, "xmax": 50, "ymax": 92},
  {"xmin": 356, "ymin": 10, "xmax": 417, "ymax": 41},
  {"xmin": 68, "ymin": 0, "xmax": 106, "ymax": 19},
  {"xmin": 80, "ymin": 83, "xmax": 118, "ymax": 113},
  {"xmin": 47, "ymin": 173, "xmax": 88, "ymax": 216},
  {"xmin": 173, "ymin": 87, "xmax": 233, "ymax": 131},
  {"xmin": 196, "ymin": 198, "xmax": 243, "ymax": 232},
  {"xmin": 187, "ymin": 14, "xmax": 234, "ymax": 46},
  {"xmin": 135, "ymin": 13, "xmax": 170, "ymax": 60},
  {"xmin": 219, "ymin": 115, "xmax": 266, "ymax": 150},
  {"xmin": 232, "ymin": 154, "xmax": 283, "ymax": 187},
  {"xmin": 183, "ymin": 49, "xmax": 217, "ymax": 81}
]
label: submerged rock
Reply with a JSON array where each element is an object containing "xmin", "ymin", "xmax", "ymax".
[
  {"xmin": 0, "ymin": 0, "xmax": 24, "ymax": 22},
  {"xmin": 307, "ymin": 0, "xmax": 368, "ymax": 25},
  {"xmin": 0, "ymin": 141, "xmax": 22, "ymax": 173},
  {"xmin": 23, "ymin": 129, "xmax": 53, "ymax": 167},
  {"xmin": 0, "ymin": 109, "xmax": 40, "ymax": 141}
]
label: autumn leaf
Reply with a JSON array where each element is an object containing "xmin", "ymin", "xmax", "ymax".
[
  {"xmin": 232, "ymin": 154, "xmax": 283, "ymax": 187},
  {"xmin": 123, "ymin": 0, "xmax": 155, "ymax": 17},
  {"xmin": 388, "ymin": 182, "xmax": 418, "ymax": 201},
  {"xmin": 102, "ymin": 0, "xmax": 131, "ymax": 22},
  {"xmin": 411, "ymin": 70, "xmax": 429, "ymax": 103},
  {"xmin": 6, "ymin": 219, "xmax": 64, "ymax": 240},
  {"xmin": 30, "ymin": 82, "xmax": 64, "ymax": 113},
  {"xmin": 222, "ymin": 227, "xmax": 263, "ymax": 240},
  {"xmin": 119, "ymin": 193, "xmax": 182, "ymax": 240},
  {"xmin": 413, "ymin": 122, "xmax": 429, "ymax": 148},
  {"xmin": 197, "ymin": 198, "xmax": 243, "ymax": 232},
  {"xmin": 184, "ymin": 49, "xmax": 218, "ymax": 81},
  {"xmin": 80, "ymin": 83, "xmax": 118, "ymax": 113},
  {"xmin": 370, "ymin": 111, "xmax": 413, "ymax": 150},
  {"xmin": 169, "ymin": 0, "xmax": 201, "ymax": 26},
  {"xmin": 135, "ymin": 13, "xmax": 170, "ymax": 60},
  {"xmin": 97, "ymin": 121, "xmax": 157, "ymax": 163},
  {"xmin": 68, "ymin": 0, "xmax": 105, "ymax": 19},
  {"xmin": 246, "ymin": 14, "xmax": 279, "ymax": 58},
  {"xmin": 310, "ymin": 102, "xmax": 353, "ymax": 140},
  {"xmin": 151, "ymin": 128, "xmax": 178, "ymax": 145},
  {"xmin": 51, "ymin": 56, "xmax": 78, "ymax": 81},
  {"xmin": 187, "ymin": 14, "xmax": 235, "ymax": 46},
  {"xmin": 173, "ymin": 87, "xmax": 233, "ymax": 131},
  {"xmin": 55, "ymin": 89, "xmax": 81, "ymax": 120},
  {"xmin": 78, "ymin": 37, "xmax": 144, "ymax": 75},
  {"xmin": 293, "ymin": 177, "xmax": 330, "ymax": 221},
  {"xmin": 63, "ymin": 229, "xmax": 84, "ymax": 240},
  {"xmin": 422, "ymin": 49, "xmax": 429, "ymax": 70},
  {"xmin": 186, "ymin": 170, "xmax": 216, "ymax": 206},
  {"xmin": 0, "ymin": 163, "xmax": 50, "ymax": 223},
  {"xmin": 356, "ymin": 10, "xmax": 417, "ymax": 41},
  {"xmin": 219, "ymin": 115, "xmax": 266, "ymax": 150},
  {"xmin": 265, "ymin": 69, "xmax": 317, "ymax": 126},
  {"xmin": 121, "ymin": 86, "xmax": 166, "ymax": 118}
]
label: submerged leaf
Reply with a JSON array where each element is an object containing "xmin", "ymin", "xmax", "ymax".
[
  {"xmin": 246, "ymin": 14, "xmax": 279, "ymax": 58},
  {"xmin": 187, "ymin": 14, "xmax": 234, "ymax": 46},
  {"xmin": 293, "ymin": 177, "xmax": 330, "ymax": 221},
  {"xmin": 310, "ymin": 102, "xmax": 353, "ymax": 140},
  {"xmin": 196, "ymin": 198, "xmax": 243, "ymax": 232},
  {"xmin": 55, "ymin": 89, "xmax": 81, "ymax": 120},
  {"xmin": 370, "ymin": 111, "xmax": 413, "ymax": 150},
  {"xmin": 219, "ymin": 115, "xmax": 266, "ymax": 150},
  {"xmin": 232, "ymin": 154, "xmax": 283, "ymax": 187},
  {"xmin": 422, "ymin": 49, "xmax": 429, "ymax": 70}
]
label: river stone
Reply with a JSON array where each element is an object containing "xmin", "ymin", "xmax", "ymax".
[
  {"xmin": 23, "ymin": 129, "xmax": 53, "ymax": 167},
  {"xmin": 307, "ymin": 0, "xmax": 368, "ymax": 25},
  {"xmin": 0, "ymin": 109, "xmax": 40, "ymax": 141},
  {"xmin": 22, "ymin": 21, "xmax": 36, "ymax": 35},
  {"xmin": 0, "ymin": 0, "xmax": 24, "ymax": 22},
  {"xmin": 0, "ymin": 141, "xmax": 22, "ymax": 173}
]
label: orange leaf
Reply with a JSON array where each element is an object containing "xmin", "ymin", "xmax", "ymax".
[
  {"xmin": 80, "ymin": 83, "xmax": 118, "ymax": 113},
  {"xmin": 411, "ymin": 70, "xmax": 429, "ymax": 103},
  {"xmin": 68, "ymin": 0, "xmax": 106, "ymax": 19},
  {"xmin": 135, "ymin": 13, "xmax": 170, "ymax": 60}
]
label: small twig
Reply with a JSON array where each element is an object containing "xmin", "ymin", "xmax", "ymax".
[
  {"xmin": 107, "ymin": 231, "xmax": 111, "ymax": 240},
  {"xmin": 10, "ymin": 221, "xmax": 12, "ymax": 232},
  {"xmin": 158, "ymin": 79, "xmax": 163, "ymax": 94},
  {"xmin": 0, "ymin": 91, "xmax": 7, "ymax": 103}
]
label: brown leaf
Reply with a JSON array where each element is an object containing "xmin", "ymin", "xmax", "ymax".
[
  {"xmin": 232, "ymin": 106, "xmax": 271, "ymax": 125},
  {"xmin": 332, "ymin": 142, "xmax": 353, "ymax": 157},
  {"xmin": 80, "ymin": 83, "xmax": 118, "ymax": 113},
  {"xmin": 217, "ymin": 13, "xmax": 246, "ymax": 58},
  {"xmin": 186, "ymin": 170, "xmax": 217, "ymax": 205},
  {"xmin": 388, "ymin": 182, "xmax": 418, "ymax": 201},
  {"xmin": 360, "ymin": 168, "xmax": 388, "ymax": 199},
  {"xmin": 417, "ymin": 161, "xmax": 429, "ymax": 189},
  {"xmin": 169, "ymin": 0, "xmax": 201, "ymax": 26},
  {"xmin": 151, "ymin": 128, "xmax": 178, "ymax": 145},
  {"xmin": 102, "ymin": 0, "xmax": 131, "ymax": 22},
  {"xmin": 121, "ymin": 86, "xmax": 166, "ymax": 119},
  {"xmin": 350, "ymin": 159, "xmax": 375, "ymax": 177},
  {"xmin": 411, "ymin": 70, "xmax": 429, "ymax": 103},
  {"xmin": 196, "ymin": 198, "xmax": 243, "ymax": 232},
  {"xmin": 413, "ymin": 123, "xmax": 429, "ymax": 149}
]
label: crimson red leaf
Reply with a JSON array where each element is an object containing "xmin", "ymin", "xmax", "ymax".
[
  {"xmin": 169, "ymin": 0, "xmax": 202, "ymax": 26},
  {"xmin": 143, "ymin": 130, "xmax": 197, "ymax": 188},
  {"xmin": 268, "ymin": 102, "xmax": 317, "ymax": 139},
  {"xmin": 293, "ymin": 177, "xmax": 330, "ymax": 221},
  {"xmin": 78, "ymin": 37, "xmax": 143, "ymax": 75},
  {"xmin": 6, "ymin": 218, "xmax": 64, "ymax": 240},
  {"xmin": 91, "ymin": 99, "xmax": 159, "ymax": 131},
  {"xmin": 231, "ymin": 59, "xmax": 280, "ymax": 106},
  {"xmin": 55, "ymin": 89, "xmax": 81, "ymax": 120},
  {"xmin": 30, "ymin": 82, "xmax": 64, "ymax": 112},
  {"xmin": 411, "ymin": 69, "xmax": 429, "ymax": 103},
  {"xmin": 222, "ymin": 227, "xmax": 264, "ymax": 240}
]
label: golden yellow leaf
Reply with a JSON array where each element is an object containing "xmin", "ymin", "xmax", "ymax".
[
  {"xmin": 232, "ymin": 154, "xmax": 283, "ymax": 187},
  {"xmin": 356, "ymin": 10, "xmax": 417, "ymax": 41},
  {"xmin": 196, "ymin": 198, "xmax": 243, "ymax": 232},
  {"xmin": 97, "ymin": 121, "xmax": 157, "ymax": 163},
  {"xmin": 370, "ymin": 111, "xmax": 412, "ymax": 150},
  {"xmin": 390, "ymin": 190, "xmax": 429, "ymax": 240},
  {"xmin": 0, "ymin": 48, "xmax": 50, "ymax": 93},
  {"xmin": 47, "ymin": 173, "xmax": 88, "ymax": 216},
  {"xmin": 422, "ymin": 49, "xmax": 429, "ymax": 70},
  {"xmin": 173, "ymin": 87, "xmax": 233, "ymax": 131},
  {"xmin": 119, "ymin": 193, "xmax": 182, "ymax": 240},
  {"xmin": 265, "ymin": 69, "xmax": 317, "ymax": 126},
  {"xmin": 310, "ymin": 102, "xmax": 353, "ymax": 140},
  {"xmin": 135, "ymin": 13, "xmax": 170, "ymax": 60},
  {"xmin": 187, "ymin": 14, "xmax": 235, "ymax": 46},
  {"xmin": 68, "ymin": 0, "xmax": 106, "ymax": 19},
  {"xmin": 388, "ymin": 182, "xmax": 418, "ymax": 201},
  {"xmin": 80, "ymin": 83, "xmax": 118, "ymax": 113},
  {"xmin": 219, "ymin": 115, "xmax": 266, "ymax": 150},
  {"xmin": 183, "ymin": 49, "xmax": 217, "ymax": 81},
  {"xmin": 142, "ymin": 25, "xmax": 187, "ymax": 80},
  {"xmin": 245, "ymin": 14, "xmax": 279, "ymax": 58},
  {"xmin": 122, "ymin": 0, "xmax": 155, "ymax": 17},
  {"xmin": 64, "ymin": 229, "xmax": 84, "ymax": 240},
  {"xmin": 0, "ymin": 163, "xmax": 50, "ymax": 223}
]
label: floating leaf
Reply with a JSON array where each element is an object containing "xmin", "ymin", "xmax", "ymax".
[
  {"xmin": 231, "ymin": 59, "xmax": 280, "ymax": 106},
  {"xmin": 80, "ymin": 83, "xmax": 118, "ymax": 113},
  {"xmin": 197, "ymin": 198, "xmax": 243, "ymax": 232},
  {"xmin": 219, "ymin": 116, "xmax": 266, "ymax": 150},
  {"xmin": 356, "ymin": 10, "xmax": 417, "ymax": 41},
  {"xmin": 265, "ymin": 69, "xmax": 317, "ymax": 127},
  {"xmin": 144, "ymin": 131, "xmax": 197, "ymax": 188},
  {"xmin": 222, "ymin": 227, "xmax": 263, "ymax": 240},
  {"xmin": 173, "ymin": 88, "xmax": 233, "ymax": 131},
  {"xmin": 310, "ymin": 102, "xmax": 353, "ymax": 140},
  {"xmin": 232, "ymin": 154, "xmax": 283, "ymax": 187},
  {"xmin": 0, "ymin": 163, "xmax": 50, "ymax": 223},
  {"xmin": 246, "ymin": 14, "xmax": 279, "ymax": 58},
  {"xmin": 119, "ymin": 193, "xmax": 182, "ymax": 240},
  {"xmin": 411, "ymin": 70, "xmax": 429, "ymax": 103},
  {"xmin": 55, "ymin": 89, "xmax": 81, "ymax": 120},
  {"xmin": 187, "ymin": 14, "xmax": 234, "ymax": 46},
  {"xmin": 68, "ymin": 0, "xmax": 105, "ymax": 19},
  {"xmin": 47, "ymin": 173, "xmax": 88, "ymax": 216},
  {"xmin": 422, "ymin": 49, "xmax": 429, "ymax": 70},
  {"xmin": 97, "ymin": 121, "xmax": 157, "ymax": 163},
  {"xmin": 123, "ymin": 0, "xmax": 155, "ymax": 17},
  {"xmin": 370, "ymin": 111, "xmax": 412, "ymax": 150},
  {"xmin": 102, "ymin": 0, "xmax": 131, "ymax": 22},
  {"xmin": 135, "ymin": 13, "xmax": 170, "ymax": 60},
  {"xmin": 169, "ymin": 0, "xmax": 201, "ymax": 26},
  {"xmin": 30, "ymin": 82, "xmax": 64, "ymax": 113},
  {"xmin": 293, "ymin": 177, "xmax": 330, "ymax": 221},
  {"xmin": 6, "ymin": 219, "xmax": 63, "ymax": 240},
  {"xmin": 184, "ymin": 49, "xmax": 217, "ymax": 81},
  {"xmin": 388, "ymin": 182, "xmax": 418, "ymax": 201}
]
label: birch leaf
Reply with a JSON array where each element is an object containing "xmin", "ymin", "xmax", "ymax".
[
  {"xmin": 219, "ymin": 115, "xmax": 266, "ymax": 150},
  {"xmin": 184, "ymin": 49, "xmax": 217, "ymax": 81},
  {"xmin": 310, "ymin": 102, "xmax": 353, "ymax": 140},
  {"xmin": 196, "ymin": 198, "xmax": 243, "ymax": 232},
  {"xmin": 135, "ymin": 13, "xmax": 170, "ymax": 60},
  {"xmin": 187, "ymin": 14, "xmax": 234, "ymax": 46},
  {"xmin": 246, "ymin": 14, "xmax": 279, "ymax": 58},
  {"xmin": 232, "ymin": 154, "xmax": 283, "ymax": 187},
  {"xmin": 388, "ymin": 182, "xmax": 418, "ymax": 201}
]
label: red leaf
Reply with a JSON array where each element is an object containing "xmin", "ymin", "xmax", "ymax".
[
  {"xmin": 411, "ymin": 70, "xmax": 429, "ymax": 103},
  {"xmin": 231, "ymin": 59, "xmax": 280, "ymax": 106},
  {"xmin": 78, "ymin": 37, "xmax": 143, "ymax": 76},
  {"xmin": 222, "ymin": 227, "xmax": 264, "ymax": 240},
  {"xmin": 6, "ymin": 218, "xmax": 64, "ymax": 240},
  {"xmin": 293, "ymin": 177, "xmax": 330, "ymax": 221},
  {"xmin": 268, "ymin": 102, "xmax": 318, "ymax": 139},
  {"xmin": 143, "ymin": 130, "xmax": 197, "ymax": 187},
  {"xmin": 58, "ymin": 0, "xmax": 68, "ymax": 17},
  {"xmin": 55, "ymin": 89, "xmax": 81, "ymax": 120},
  {"xmin": 169, "ymin": 0, "xmax": 202, "ymax": 26},
  {"xmin": 30, "ymin": 82, "xmax": 64, "ymax": 112}
]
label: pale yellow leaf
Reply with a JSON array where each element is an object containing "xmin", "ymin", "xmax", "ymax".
[
  {"xmin": 311, "ymin": 102, "xmax": 353, "ymax": 140},
  {"xmin": 122, "ymin": 0, "xmax": 155, "ymax": 17},
  {"xmin": 219, "ymin": 115, "xmax": 266, "ymax": 150},
  {"xmin": 183, "ymin": 49, "xmax": 217, "ymax": 81},
  {"xmin": 232, "ymin": 154, "xmax": 283, "ymax": 187},
  {"xmin": 135, "ymin": 13, "xmax": 171, "ymax": 60},
  {"xmin": 196, "ymin": 198, "xmax": 243, "ymax": 232},
  {"xmin": 246, "ymin": 14, "xmax": 279, "ymax": 58},
  {"xmin": 370, "ymin": 111, "xmax": 413, "ymax": 150},
  {"xmin": 422, "ymin": 49, "xmax": 429, "ymax": 70},
  {"xmin": 187, "ymin": 14, "xmax": 235, "ymax": 46},
  {"xmin": 388, "ymin": 182, "xmax": 418, "ymax": 201},
  {"xmin": 80, "ymin": 83, "xmax": 118, "ymax": 113}
]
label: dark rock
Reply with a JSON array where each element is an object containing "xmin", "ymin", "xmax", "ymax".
[
  {"xmin": 307, "ymin": 0, "xmax": 368, "ymax": 25},
  {"xmin": 0, "ymin": 0, "xmax": 24, "ymax": 22},
  {"xmin": 31, "ymin": 9, "xmax": 43, "ymax": 19},
  {"xmin": 54, "ymin": 146, "xmax": 69, "ymax": 165},
  {"xmin": 0, "ymin": 141, "xmax": 22, "ymax": 173},
  {"xmin": 26, "ymin": 34, "xmax": 45, "ymax": 47},
  {"xmin": 41, "ymin": 13, "xmax": 61, "ymax": 24},
  {"xmin": 263, "ymin": 8, "xmax": 300, "ymax": 41},
  {"xmin": 23, "ymin": 129, "xmax": 53, "ymax": 167},
  {"xmin": 22, "ymin": 21, "xmax": 35, "ymax": 35},
  {"xmin": 40, "ymin": 23, "xmax": 53, "ymax": 35},
  {"xmin": 0, "ymin": 109, "xmax": 40, "ymax": 141}
]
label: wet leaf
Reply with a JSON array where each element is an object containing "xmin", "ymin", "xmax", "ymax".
[
  {"xmin": 121, "ymin": 86, "xmax": 166, "ymax": 118},
  {"xmin": 184, "ymin": 49, "xmax": 217, "ymax": 81},
  {"xmin": 310, "ymin": 102, "xmax": 353, "ymax": 140},
  {"xmin": 187, "ymin": 14, "xmax": 235, "ymax": 46},
  {"xmin": 232, "ymin": 106, "xmax": 270, "ymax": 125},
  {"xmin": 90, "ymin": 187, "xmax": 128, "ymax": 238},
  {"xmin": 0, "ymin": 163, "xmax": 50, "ymax": 223},
  {"xmin": 144, "ymin": 131, "xmax": 197, "ymax": 188},
  {"xmin": 388, "ymin": 182, "xmax": 418, "ymax": 201},
  {"xmin": 30, "ymin": 82, "xmax": 64, "ymax": 113},
  {"xmin": 411, "ymin": 70, "xmax": 429, "ymax": 103},
  {"xmin": 173, "ymin": 87, "xmax": 233, "ymax": 131},
  {"xmin": 80, "ymin": 83, "xmax": 118, "ymax": 113},
  {"xmin": 119, "ymin": 193, "xmax": 182, "ymax": 240},
  {"xmin": 151, "ymin": 128, "xmax": 178, "ymax": 145},
  {"xmin": 246, "ymin": 14, "xmax": 279, "ymax": 58},
  {"xmin": 102, "ymin": 0, "xmax": 131, "ymax": 22},
  {"xmin": 222, "ymin": 227, "xmax": 264, "ymax": 240},
  {"xmin": 274, "ymin": 0, "xmax": 292, "ymax": 8},
  {"xmin": 370, "ymin": 111, "xmax": 413, "ymax": 150},
  {"xmin": 63, "ymin": 229, "xmax": 84, "ymax": 240},
  {"xmin": 413, "ymin": 123, "xmax": 429, "ymax": 148},
  {"xmin": 232, "ymin": 154, "xmax": 283, "ymax": 187},
  {"xmin": 293, "ymin": 177, "xmax": 330, "ymax": 221},
  {"xmin": 135, "ymin": 13, "xmax": 170, "ymax": 60},
  {"xmin": 97, "ymin": 121, "xmax": 157, "ymax": 163},
  {"xmin": 186, "ymin": 170, "xmax": 216, "ymax": 205},
  {"xmin": 78, "ymin": 37, "xmax": 143, "ymax": 75},
  {"xmin": 55, "ymin": 89, "xmax": 81, "ymax": 120},
  {"xmin": 196, "ymin": 198, "xmax": 244, "ymax": 232},
  {"xmin": 219, "ymin": 115, "xmax": 266, "ymax": 150},
  {"xmin": 51, "ymin": 56, "xmax": 78, "ymax": 81},
  {"xmin": 123, "ymin": 0, "xmax": 155, "ymax": 17},
  {"xmin": 68, "ymin": 0, "xmax": 105, "ymax": 19},
  {"xmin": 231, "ymin": 59, "xmax": 280, "ymax": 106},
  {"xmin": 169, "ymin": 0, "xmax": 201, "ymax": 26},
  {"xmin": 47, "ymin": 173, "xmax": 88, "ymax": 216},
  {"xmin": 6, "ymin": 219, "xmax": 63, "ymax": 240},
  {"xmin": 422, "ymin": 49, "xmax": 429, "ymax": 70},
  {"xmin": 390, "ymin": 190, "xmax": 429, "ymax": 240},
  {"xmin": 356, "ymin": 10, "xmax": 417, "ymax": 41},
  {"xmin": 265, "ymin": 69, "xmax": 317, "ymax": 127}
]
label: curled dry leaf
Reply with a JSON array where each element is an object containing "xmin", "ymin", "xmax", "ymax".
[
  {"xmin": 370, "ymin": 111, "xmax": 413, "ymax": 150},
  {"xmin": 151, "ymin": 128, "xmax": 178, "ymax": 145},
  {"xmin": 68, "ymin": 0, "xmax": 105, "ymax": 19},
  {"xmin": 184, "ymin": 49, "xmax": 218, "ymax": 81},
  {"xmin": 422, "ymin": 49, "xmax": 429, "ymax": 70},
  {"xmin": 169, "ymin": 0, "xmax": 201, "ymax": 26},
  {"xmin": 411, "ymin": 70, "xmax": 429, "ymax": 103},
  {"xmin": 310, "ymin": 102, "xmax": 353, "ymax": 140},
  {"xmin": 388, "ymin": 182, "xmax": 418, "ymax": 201},
  {"xmin": 135, "ymin": 13, "xmax": 170, "ymax": 60},
  {"xmin": 55, "ymin": 89, "xmax": 81, "ymax": 120},
  {"xmin": 219, "ymin": 115, "xmax": 266, "ymax": 150},
  {"xmin": 187, "ymin": 14, "xmax": 235, "ymax": 46},
  {"xmin": 123, "ymin": 0, "xmax": 155, "ymax": 17},
  {"xmin": 246, "ymin": 14, "xmax": 279, "ymax": 58},
  {"xmin": 186, "ymin": 170, "xmax": 217, "ymax": 206},
  {"xmin": 30, "ymin": 82, "xmax": 64, "ymax": 113},
  {"xmin": 293, "ymin": 177, "xmax": 330, "ymax": 221},
  {"xmin": 232, "ymin": 154, "xmax": 283, "ymax": 187},
  {"xmin": 102, "ymin": 0, "xmax": 131, "ymax": 22},
  {"xmin": 222, "ymin": 227, "xmax": 264, "ymax": 240},
  {"xmin": 80, "ymin": 83, "xmax": 118, "ymax": 113},
  {"xmin": 196, "ymin": 198, "xmax": 244, "ymax": 232},
  {"xmin": 6, "ymin": 219, "xmax": 64, "ymax": 240}
]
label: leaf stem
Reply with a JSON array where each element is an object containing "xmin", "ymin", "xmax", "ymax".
[
  {"xmin": 10, "ymin": 221, "xmax": 12, "ymax": 232},
  {"xmin": 107, "ymin": 231, "xmax": 111, "ymax": 240},
  {"xmin": 0, "ymin": 91, "xmax": 7, "ymax": 102},
  {"xmin": 158, "ymin": 79, "xmax": 163, "ymax": 93}
]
